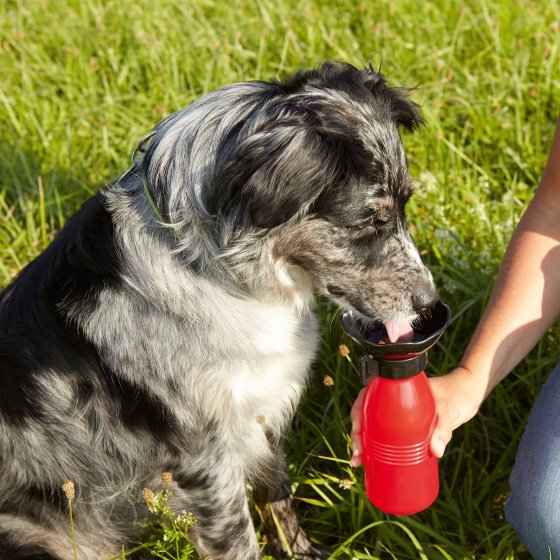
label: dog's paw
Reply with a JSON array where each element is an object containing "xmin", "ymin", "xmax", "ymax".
[
  {"xmin": 261, "ymin": 496, "xmax": 329, "ymax": 559},
  {"xmin": 265, "ymin": 530, "xmax": 330, "ymax": 560}
]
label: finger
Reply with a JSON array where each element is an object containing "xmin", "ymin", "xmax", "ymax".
[
  {"xmin": 350, "ymin": 450, "xmax": 363, "ymax": 468},
  {"xmin": 350, "ymin": 427, "xmax": 363, "ymax": 467},
  {"xmin": 350, "ymin": 388, "xmax": 366, "ymax": 467},
  {"xmin": 350, "ymin": 388, "xmax": 365, "ymax": 427}
]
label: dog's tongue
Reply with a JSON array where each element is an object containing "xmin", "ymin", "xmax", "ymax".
[{"xmin": 384, "ymin": 320, "xmax": 414, "ymax": 343}]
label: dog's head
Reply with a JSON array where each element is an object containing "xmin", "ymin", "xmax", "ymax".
[{"xmin": 133, "ymin": 62, "xmax": 437, "ymax": 337}]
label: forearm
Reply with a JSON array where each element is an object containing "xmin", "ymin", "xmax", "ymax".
[{"xmin": 461, "ymin": 201, "xmax": 560, "ymax": 397}]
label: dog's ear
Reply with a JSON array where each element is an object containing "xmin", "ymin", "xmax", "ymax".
[
  {"xmin": 209, "ymin": 107, "xmax": 341, "ymax": 229},
  {"xmin": 389, "ymin": 91, "xmax": 424, "ymax": 132},
  {"xmin": 363, "ymin": 68, "xmax": 423, "ymax": 132}
]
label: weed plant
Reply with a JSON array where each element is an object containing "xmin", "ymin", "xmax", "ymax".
[
  {"xmin": 138, "ymin": 477, "xmax": 198, "ymax": 560},
  {"xmin": 1, "ymin": 0, "xmax": 559, "ymax": 558}
]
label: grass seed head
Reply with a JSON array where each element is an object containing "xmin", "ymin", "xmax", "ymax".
[
  {"xmin": 62, "ymin": 480, "xmax": 75, "ymax": 501},
  {"xmin": 338, "ymin": 344, "xmax": 350, "ymax": 358},
  {"xmin": 142, "ymin": 487, "xmax": 156, "ymax": 512}
]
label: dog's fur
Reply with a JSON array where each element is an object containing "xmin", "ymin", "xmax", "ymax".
[{"xmin": 0, "ymin": 62, "xmax": 438, "ymax": 559}]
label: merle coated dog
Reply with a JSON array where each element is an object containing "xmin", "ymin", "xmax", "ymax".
[{"xmin": 0, "ymin": 62, "xmax": 438, "ymax": 559}]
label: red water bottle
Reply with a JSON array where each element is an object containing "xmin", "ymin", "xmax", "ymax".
[
  {"xmin": 342, "ymin": 301, "xmax": 450, "ymax": 516},
  {"xmin": 360, "ymin": 355, "xmax": 438, "ymax": 515}
]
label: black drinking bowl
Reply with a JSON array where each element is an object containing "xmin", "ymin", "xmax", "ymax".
[{"xmin": 341, "ymin": 300, "xmax": 451, "ymax": 356}]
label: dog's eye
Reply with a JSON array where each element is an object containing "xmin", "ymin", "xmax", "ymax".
[
  {"xmin": 345, "ymin": 224, "xmax": 376, "ymax": 237},
  {"xmin": 354, "ymin": 223, "xmax": 374, "ymax": 232},
  {"xmin": 349, "ymin": 215, "xmax": 387, "ymax": 232}
]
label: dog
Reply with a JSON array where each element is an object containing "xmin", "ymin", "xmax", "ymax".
[{"xmin": 0, "ymin": 62, "xmax": 438, "ymax": 559}]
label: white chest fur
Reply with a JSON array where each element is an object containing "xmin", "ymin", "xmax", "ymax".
[
  {"xmin": 205, "ymin": 297, "xmax": 318, "ymax": 419},
  {"xmin": 168, "ymin": 296, "xmax": 320, "ymax": 480}
]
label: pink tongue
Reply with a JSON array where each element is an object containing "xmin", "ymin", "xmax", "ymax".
[{"xmin": 384, "ymin": 320, "xmax": 414, "ymax": 343}]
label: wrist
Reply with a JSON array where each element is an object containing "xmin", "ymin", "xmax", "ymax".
[
  {"xmin": 435, "ymin": 365, "xmax": 487, "ymax": 422},
  {"xmin": 459, "ymin": 343, "xmax": 505, "ymax": 401}
]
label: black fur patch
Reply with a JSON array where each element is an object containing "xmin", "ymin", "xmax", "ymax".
[
  {"xmin": 0, "ymin": 536, "xmax": 59, "ymax": 560},
  {"xmin": 115, "ymin": 376, "xmax": 174, "ymax": 439},
  {"xmin": 0, "ymin": 195, "xmax": 122, "ymax": 426}
]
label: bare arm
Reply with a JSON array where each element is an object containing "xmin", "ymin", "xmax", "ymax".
[{"xmin": 429, "ymin": 119, "xmax": 560, "ymax": 456}]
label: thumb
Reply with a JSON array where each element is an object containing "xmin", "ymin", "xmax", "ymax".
[
  {"xmin": 430, "ymin": 421, "xmax": 454, "ymax": 458},
  {"xmin": 428, "ymin": 367, "xmax": 484, "ymax": 458}
]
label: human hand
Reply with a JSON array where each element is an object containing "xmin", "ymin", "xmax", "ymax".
[
  {"xmin": 428, "ymin": 366, "xmax": 486, "ymax": 457},
  {"xmin": 349, "ymin": 367, "xmax": 485, "ymax": 467}
]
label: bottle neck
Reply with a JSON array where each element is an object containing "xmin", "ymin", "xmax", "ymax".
[{"xmin": 360, "ymin": 352, "xmax": 428, "ymax": 383}]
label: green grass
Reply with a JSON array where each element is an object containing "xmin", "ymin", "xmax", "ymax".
[{"xmin": 1, "ymin": 0, "xmax": 560, "ymax": 558}]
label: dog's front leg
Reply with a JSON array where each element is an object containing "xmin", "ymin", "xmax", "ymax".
[
  {"xmin": 172, "ymin": 465, "xmax": 262, "ymax": 560},
  {"xmin": 254, "ymin": 445, "xmax": 328, "ymax": 560}
]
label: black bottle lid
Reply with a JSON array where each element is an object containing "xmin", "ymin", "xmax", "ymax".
[{"xmin": 341, "ymin": 300, "xmax": 451, "ymax": 382}]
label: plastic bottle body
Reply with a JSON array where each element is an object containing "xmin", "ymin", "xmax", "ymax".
[{"xmin": 361, "ymin": 371, "xmax": 438, "ymax": 515}]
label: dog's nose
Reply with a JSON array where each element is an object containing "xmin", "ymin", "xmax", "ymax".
[{"xmin": 412, "ymin": 284, "xmax": 439, "ymax": 313}]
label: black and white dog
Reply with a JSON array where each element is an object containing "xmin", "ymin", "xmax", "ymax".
[{"xmin": 0, "ymin": 62, "xmax": 437, "ymax": 559}]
